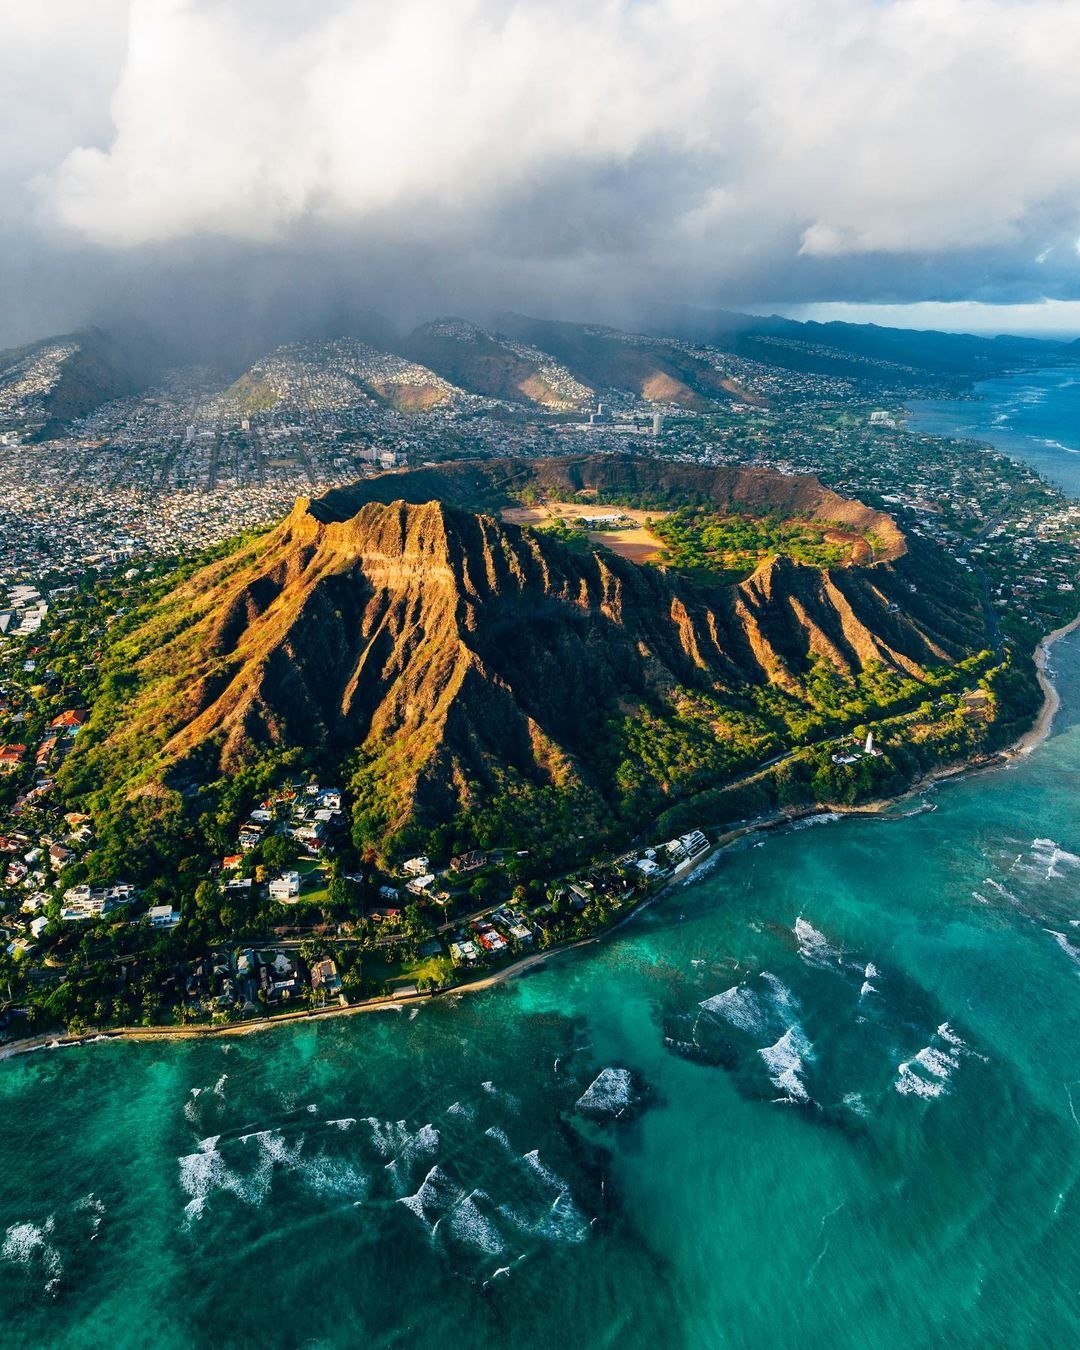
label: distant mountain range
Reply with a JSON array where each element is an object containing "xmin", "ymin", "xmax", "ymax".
[{"xmin": 2, "ymin": 305, "xmax": 1075, "ymax": 440}]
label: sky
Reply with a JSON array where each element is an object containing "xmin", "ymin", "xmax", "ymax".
[{"xmin": 4, "ymin": 0, "xmax": 1080, "ymax": 350}]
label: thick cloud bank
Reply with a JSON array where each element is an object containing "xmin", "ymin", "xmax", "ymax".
[{"xmin": 4, "ymin": 0, "xmax": 1080, "ymax": 345}]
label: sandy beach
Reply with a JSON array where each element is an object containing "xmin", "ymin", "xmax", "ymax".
[{"xmin": 1010, "ymin": 613, "xmax": 1080, "ymax": 755}]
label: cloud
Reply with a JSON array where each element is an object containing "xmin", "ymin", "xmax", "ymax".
[{"xmin": 4, "ymin": 0, "xmax": 1080, "ymax": 345}]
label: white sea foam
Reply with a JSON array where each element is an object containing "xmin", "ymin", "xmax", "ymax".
[
  {"xmin": 178, "ymin": 1143, "xmax": 247, "ymax": 1224},
  {"xmin": 916, "ymin": 1046, "xmax": 960, "ymax": 1079},
  {"xmin": 481, "ymin": 1081, "xmax": 522, "ymax": 1113},
  {"xmin": 447, "ymin": 1191, "xmax": 505, "ymax": 1254},
  {"xmin": 365, "ymin": 1118, "xmax": 430, "ymax": 1159},
  {"xmin": 250, "ymin": 1127, "xmax": 305, "ymax": 1173},
  {"xmin": 761, "ymin": 972, "xmax": 801, "ymax": 1018},
  {"xmin": 575, "ymin": 1067, "xmax": 635, "ymax": 1117},
  {"xmin": 1031, "ymin": 838, "xmax": 1080, "ymax": 880},
  {"xmin": 795, "ymin": 917, "xmax": 841, "ymax": 969},
  {"xmin": 498, "ymin": 1187, "xmax": 590, "ymax": 1246},
  {"xmin": 2, "ymin": 1218, "xmax": 62, "ymax": 1280},
  {"xmin": 377, "ymin": 1122, "xmax": 440, "ymax": 1193},
  {"xmin": 446, "ymin": 1100, "xmax": 476, "ymax": 1121},
  {"xmin": 325, "ymin": 1118, "xmax": 356, "ymax": 1131},
  {"xmin": 895, "ymin": 1023, "xmax": 977, "ymax": 1098},
  {"xmin": 699, "ymin": 986, "xmax": 769, "ymax": 1037},
  {"xmin": 521, "ymin": 1149, "xmax": 565, "ymax": 1195},
  {"xmin": 76, "ymin": 1193, "xmax": 105, "ymax": 1238},
  {"xmin": 790, "ymin": 812, "xmax": 842, "ymax": 830},
  {"xmin": 398, "ymin": 1165, "xmax": 463, "ymax": 1226},
  {"xmin": 301, "ymin": 1155, "xmax": 368, "ymax": 1201},
  {"xmin": 895, "ymin": 1062, "xmax": 946, "ymax": 1098},
  {"xmin": 859, "ymin": 981, "xmax": 878, "ymax": 999},
  {"xmin": 484, "ymin": 1125, "xmax": 514, "ymax": 1153},
  {"xmin": 842, "ymin": 1092, "xmax": 870, "ymax": 1117},
  {"xmin": 758, "ymin": 1025, "xmax": 813, "ymax": 1103},
  {"xmin": 864, "ymin": 963, "xmax": 879, "ymax": 980},
  {"xmin": 1045, "ymin": 930, "xmax": 1080, "ymax": 967}
]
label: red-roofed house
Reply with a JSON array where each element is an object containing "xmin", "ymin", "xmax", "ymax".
[
  {"xmin": 0, "ymin": 745, "xmax": 27, "ymax": 774},
  {"xmin": 49, "ymin": 710, "xmax": 88, "ymax": 731}
]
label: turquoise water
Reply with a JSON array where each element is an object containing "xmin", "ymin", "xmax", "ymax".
[
  {"xmin": 2, "ymin": 632, "xmax": 1079, "ymax": 1348},
  {"xmin": 908, "ymin": 366, "xmax": 1080, "ymax": 498}
]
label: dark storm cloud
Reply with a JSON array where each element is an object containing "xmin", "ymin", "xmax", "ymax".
[{"xmin": 4, "ymin": 0, "xmax": 1080, "ymax": 349}]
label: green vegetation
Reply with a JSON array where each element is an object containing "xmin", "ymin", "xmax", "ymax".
[{"xmin": 651, "ymin": 506, "xmax": 855, "ymax": 574}]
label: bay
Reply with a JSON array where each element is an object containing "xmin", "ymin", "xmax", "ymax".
[{"xmin": 908, "ymin": 366, "xmax": 1080, "ymax": 498}]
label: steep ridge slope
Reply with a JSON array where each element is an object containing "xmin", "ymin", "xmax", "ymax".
[{"xmin": 68, "ymin": 466, "xmax": 990, "ymax": 859}]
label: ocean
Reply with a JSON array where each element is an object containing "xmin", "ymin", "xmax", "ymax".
[
  {"xmin": 908, "ymin": 366, "xmax": 1080, "ymax": 499},
  {"xmin": 3, "ymin": 383, "xmax": 1080, "ymax": 1348}
]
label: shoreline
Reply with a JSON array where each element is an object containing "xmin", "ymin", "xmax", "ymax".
[
  {"xmin": 3, "ymin": 615, "xmax": 1078, "ymax": 1065},
  {"xmin": 1008, "ymin": 614, "xmax": 1080, "ymax": 755}
]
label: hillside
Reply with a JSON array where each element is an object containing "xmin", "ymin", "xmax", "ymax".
[
  {"xmin": 401, "ymin": 319, "xmax": 594, "ymax": 411},
  {"xmin": 494, "ymin": 317, "xmax": 737, "ymax": 409},
  {"xmin": 222, "ymin": 338, "xmax": 468, "ymax": 416},
  {"xmin": 0, "ymin": 328, "xmax": 151, "ymax": 438},
  {"xmin": 65, "ymin": 458, "xmax": 997, "ymax": 866}
]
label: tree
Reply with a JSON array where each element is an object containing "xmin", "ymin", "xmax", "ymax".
[{"xmin": 261, "ymin": 835, "xmax": 298, "ymax": 874}]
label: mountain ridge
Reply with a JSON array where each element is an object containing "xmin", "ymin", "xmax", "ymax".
[{"xmin": 65, "ymin": 458, "xmax": 992, "ymax": 862}]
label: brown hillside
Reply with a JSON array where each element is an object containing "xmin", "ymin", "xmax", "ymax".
[{"xmin": 73, "ymin": 467, "xmax": 986, "ymax": 856}]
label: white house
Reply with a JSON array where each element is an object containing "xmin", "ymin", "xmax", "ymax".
[
  {"xmin": 146, "ymin": 904, "xmax": 181, "ymax": 928},
  {"xmin": 402, "ymin": 856, "xmax": 430, "ymax": 877},
  {"xmin": 269, "ymin": 870, "xmax": 301, "ymax": 902}
]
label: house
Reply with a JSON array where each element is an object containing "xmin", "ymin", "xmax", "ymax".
[
  {"xmin": 222, "ymin": 854, "xmax": 243, "ymax": 871},
  {"xmin": 402, "ymin": 855, "xmax": 430, "ymax": 877},
  {"xmin": 268, "ymin": 870, "xmax": 301, "ymax": 902},
  {"xmin": 451, "ymin": 849, "xmax": 487, "ymax": 874},
  {"xmin": 48, "ymin": 709, "xmax": 87, "ymax": 731},
  {"xmin": 259, "ymin": 951, "xmax": 303, "ymax": 1003},
  {"xmin": 0, "ymin": 745, "xmax": 27, "ymax": 774},
  {"xmin": 60, "ymin": 882, "xmax": 136, "ymax": 921},
  {"xmin": 406, "ymin": 873, "xmax": 435, "ymax": 896},
  {"xmin": 310, "ymin": 958, "xmax": 342, "ymax": 994},
  {"xmin": 146, "ymin": 904, "xmax": 181, "ymax": 928},
  {"xmin": 29, "ymin": 915, "xmax": 48, "ymax": 939}
]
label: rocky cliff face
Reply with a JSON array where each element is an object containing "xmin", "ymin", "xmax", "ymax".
[{"xmin": 75, "ymin": 465, "xmax": 989, "ymax": 853}]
